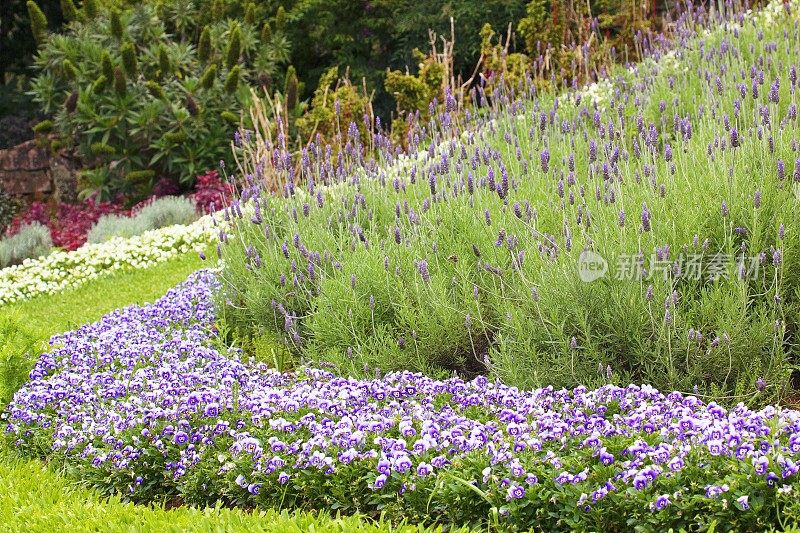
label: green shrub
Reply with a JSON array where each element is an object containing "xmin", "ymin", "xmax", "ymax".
[
  {"xmin": 517, "ymin": 0, "xmax": 656, "ymax": 87},
  {"xmin": 87, "ymin": 196, "xmax": 198, "ymax": 243},
  {"xmin": 0, "ymin": 223, "xmax": 52, "ymax": 268},
  {"xmin": 86, "ymin": 214, "xmax": 148, "ymax": 243},
  {"xmin": 135, "ymin": 195, "xmax": 198, "ymax": 229},
  {"xmin": 26, "ymin": 1, "xmax": 293, "ymax": 199},
  {"xmin": 295, "ymin": 67, "xmax": 371, "ymax": 147}
]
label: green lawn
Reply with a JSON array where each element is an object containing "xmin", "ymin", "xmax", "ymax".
[
  {"xmin": 0, "ymin": 251, "xmax": 208, "ymax": 344},
  {"xmin": 0, "ymin": 448, "xmax": 428, "ymax": 533},
  {"xmin": 0, "ymin": 253, "xmax": 460, "ymax": 533}
]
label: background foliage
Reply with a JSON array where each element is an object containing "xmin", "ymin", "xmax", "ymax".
[
  {"xmin": 26, "ymin": 0, "xmax": 292, "ymax": 199},
  {"xmin": 1, "ymin": 0, "xmax": 678, "ymax": 199}
]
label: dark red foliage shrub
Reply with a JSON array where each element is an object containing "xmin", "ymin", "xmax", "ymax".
[
  {"xmin": 192, "ymin": 170, "xmax": 233, "ymax": 214},
  {"xmin": 6, "ymin": 196, "xmax": 126, "ymax": 250},
  {"xmin": 5, "ymin": 169, "xmax": 228, "ymax": 251},
  {"xmin": 151, "ymin": 176, "xmax": 181, "ymax": 198},
  {"xmin": 51, "ymin": 198, "xmax": 127, "ymax": 250},
  {"xmin": 7, "ymin": 202, "xmax": 49, "ymax": 230}
]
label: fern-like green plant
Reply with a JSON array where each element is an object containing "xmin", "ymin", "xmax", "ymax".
[
  {"xmin": 0, "ymin": 314, "xmax": 40, "ymax": 409},
  {"xmin": 82, "ymin": 0, "xmax": 99, "ymax": 19},
  {"xmin": 60, "ymin": 0, "xmax": 79, "ymax": 22},
  {"xmin": 225, "ymin": 24, "xmax": 242, "ymax": 69},
  {"xmin": 198, "ymin": 26, "xmax": 211, "ymax": 61},
  {"xmin": 120, "ymin": 43, "xmax": 138, "ymax": 77},
  {"xmin": 26, "ymin": 1, "xmax": 48, "ymax": 44},
  {"xmin": 224, "ymin": 65, "xmax": 241, "ymax": 94}
]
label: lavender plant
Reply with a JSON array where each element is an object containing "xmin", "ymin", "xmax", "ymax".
[{"xmin": 219, "ymin": 0, "xmax": 800, "ymax": 403}]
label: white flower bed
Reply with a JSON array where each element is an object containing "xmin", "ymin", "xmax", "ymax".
[{"xmin": 0, "ymin": 216, "xmax": 217, "ymax": 306}]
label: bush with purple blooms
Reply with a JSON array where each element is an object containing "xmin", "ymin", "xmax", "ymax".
[
  {"xmin": 218, "ymin": 0, "xmax": 800, "ymax": 404},
  {"xmin": 4, "ymin": 270, "xmax": 800, "ymax": 530}
]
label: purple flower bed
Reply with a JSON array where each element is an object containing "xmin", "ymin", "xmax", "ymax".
[{"xmin": 4, "ymin": 271, "xmax": 800, "ymax": 529}]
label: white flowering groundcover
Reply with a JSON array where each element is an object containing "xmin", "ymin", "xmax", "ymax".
[{"xmin": 0, "ymin": 216, "xmax": 217, "ymax": 306}]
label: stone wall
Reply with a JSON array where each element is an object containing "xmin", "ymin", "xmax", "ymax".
[{"xmin": 0, "ymin": 140, "xmax": 78, "ymax": 204}]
